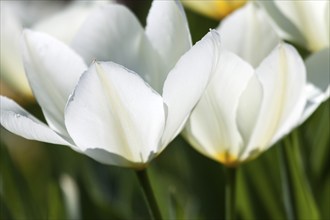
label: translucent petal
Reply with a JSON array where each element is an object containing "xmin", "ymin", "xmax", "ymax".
[
  {"xmin": 70, "ymin": 5, "xmax": 162, "ymax": 91},
  {"xmin": 146, "ymin": 0, "xmax": 191, "ymax": 73},
  {"xmin": 241, "ymin": 44, "xmax": 306, "ymax": 160},
  {"xmin": 161, "ymin": 31, "xmax": 221, "ymax": 147},
  {"xmin": 33, "ymin": 1, "xmax": 109, "ymax": 44},
  {"xmin": 185, "ymin": 51, "xmax": 254, "ymax": 162},
  {"xmin": 218, "ymin": 2, "xmax": 279, "ymax": 67},
  {"xmin": 22, "ymin": 30, "xmax": 87, "ymax": 135},
  {"xmin": 0, "ymin": 96, "xmax": 73, "ymax": 147},
  {"xmin": 273, "ymin": 1, "xmax": 328, "ymax": 51},
  {"xmin": 65, "ymin": 62, "xmax": 165, "ymax": 165},
  {"xmin": 299, "ymin": 48, "xmax": 330, "ymax": 123}
]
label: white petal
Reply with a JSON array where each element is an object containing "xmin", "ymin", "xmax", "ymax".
[
  {"xmin": 161, "ymin": 31, "xmax": 221, "ymax": 147},
  {"xmin": 65, "ymin": 62, "xmax": 165, "ymax": 165},
  {"xmin": 241, "ymin": 43, "xmax": 307, "ymax": 160},
  {"xmin": 299, "ymin": 48, "xmax": 330, "ymax": 123},
  {"xmin": 145, "ymin": 0, "xmax": 191, "ymax": 73},
  {"xmin": 257, "ymin": 1, "xmax": 306, "ymax": 47},
  {"xmin": 299, "ymin": 84, "xmax": 329, "ymax": 124},
  {"xmin": 0, "ymin": 96, "xmax": 72, "ymax": 146},
  {"xmin": 83, "ymin": 149, "xmax": 147, "ymax": 169},
  {"xmin": 184, "ymin": 51, "xmax": 255, "ymax": 162},
  {"xmin": 0, "ymin": 3, "xmax": 31, "ymax": 96},
  {"xmin": 33, "ymin": 1, "xmax": 109, "ymax": 44},
  {"xmin": 236, "ymin": 74, "xmax": 263, "ymax": 157},
  {"xmin": 22, "ymin": 30, "xmax": 87, "ymax": 135},
  {"xmin": 218, "ymin": 2, "xmax": 279, "ymax": 67},
  {"xmin": 70, "ymin": 4, "xmax": 162, "ymax": 91},
  {"xmin": 273, "ymin": 1, "xmax": 328, "ymax": 51},
  {"xmin": 2, "ymin": 1, "xmax": 66, "ymax": 26}
]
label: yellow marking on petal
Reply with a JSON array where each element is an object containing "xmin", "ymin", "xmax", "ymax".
[
  {"xmin": 216, "ymin": 151, "xmax": 239, "ymax": 167},
  {"xmin": 215, "ymin": 0, "xmax": 247, "ymax": 19},
  {"xmin": 182, "ymin": 0, "xmax": 246, "ymax": 20}
]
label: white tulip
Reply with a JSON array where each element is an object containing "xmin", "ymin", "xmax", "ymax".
[
  {"xmin": 1, "ymin": 1, "xmax": 220, "ymax": 168},
  {"xmin": 184, "ymin": 3, "xmax": 325, "ymax": 166},
  {"xmin": 184, "ymin": 43, "xmax": 306, "ymax": 166}
]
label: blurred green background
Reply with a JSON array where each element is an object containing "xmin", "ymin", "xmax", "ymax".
[{"xmin": 1, "ymin": 1, "xmax": 329, "ymax": 219}]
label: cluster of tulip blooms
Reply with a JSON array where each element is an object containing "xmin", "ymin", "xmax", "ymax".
[{"xmin": 1, "ymin": 1, "xmax": 329, "ymax": 219}]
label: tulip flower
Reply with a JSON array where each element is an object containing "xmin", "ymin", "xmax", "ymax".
[
  {"xmin": 0, "ymin": 1, "xmax": 220, "ymax": 169},
  {"xmin": 184, "ymin": 3, "xmax": 317, "ymax": 166},
  {"xmin": 256, "ymin": 1, "xmax": 330, "ymax": 121},
  {"xmin": 185, "ymin": 42, "xmax": 308, "ymax": 166},
  {"xmin": 0, "ymin": 1, "xmax": 110, "ymax": 98},
  {"xmin": 182, "ymin": 0, "xmax": 246, "ymax": 20},
  {"xmin": 183, "ymin": 4, "xmax": 328, "ymax": 219}
]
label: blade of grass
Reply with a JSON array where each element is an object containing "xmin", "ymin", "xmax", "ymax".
[
  {"xmin": 282, "ymin": 130, "xmax": 320, "ymax": 219},
  {"xmin": 278, "ymin": 141, "xmax": 295, "ymax": 220}
]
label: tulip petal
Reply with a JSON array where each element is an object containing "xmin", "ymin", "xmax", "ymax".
[
  {"xmin": 185, "ymin": 51, "xmax": 255, "ymax": 161},
  {"xmin": 299, "ymin": 48, "xmax": 330, "ymax": 123},
  {"xmin": 83, "ymin": 148, "xmax": 147, "ymax": 169},
  {"xmin": 242, "ymin": 44, "xmax": 306, "ymax": 160},
  {"xmin": 146, "ymin": 0, "xmax": 191, "ymax": 74},
  {"xmin": 0, "ymin": 96, "xmax": 73, "ymax": 146},
  {"xmin": 33, "ymin": 1, "xmax": 107, "ymax": 44},
  {"xmin": 218, "ymin": 3, "xmax": 279, "ymax": 67},
  {"xmin": 236, "ymin": 74, "xmax": 263, "ymax": 155},
  {"xmin": 299, "ymin": 84, "xmax": 329, "ymax": 125},
  {"xmin": 161, "ymin": 31, "xmax": 221, "ymax": 147},
  {"xmin": 22, "ymin": 30, "xmax": 87, "ymax": 135},
  {"xmin": 273, "ymin": 1, "xmax": 328, "ymax": 51},
  {"xmin": 257, "ymin": 1, "xmax": 306, "ymax": 47},
  {"xmin": 65, "ymin": 62, "xmax": 165, "ymax": 165},
  {"xmin": 70, "ymin": 5, "xmax": 162, "ymax": 91}
]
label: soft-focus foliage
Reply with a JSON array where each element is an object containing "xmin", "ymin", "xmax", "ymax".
[{"xmin": 1, "ymin": 1, "xmax": 329, "ymax": 220}]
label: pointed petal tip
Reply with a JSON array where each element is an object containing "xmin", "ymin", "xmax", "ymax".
[
  {"xmin": 208, "ymin": 28, "xmax": 221, "ymax": 40},
  {"xmin": 21, "ymin": 29, "xmax": 33, "ymax": 46},
  {"xmin": 22, "ymin": 29, "xmax": 43, "ymax": 42},
  {"xmin": 22, "ymin": 28, "xmax": 32, "ymax": 36},
  {"xmin": 276, "ymin": 41, "xmax": 298, "ymax": 54}
]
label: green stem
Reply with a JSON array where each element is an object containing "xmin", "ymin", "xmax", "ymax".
[
  {"xmin": 136, "ymin": 169, "xmax": 163, "ymax": 220},
  {"xmin": 225, "ymin": 167, "xmax": 237, "ymax": 220}
]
